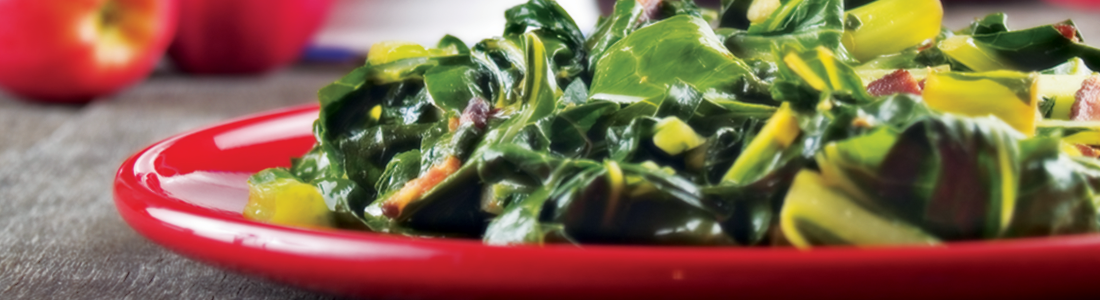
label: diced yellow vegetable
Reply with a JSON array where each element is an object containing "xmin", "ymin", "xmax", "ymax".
[
  {"xmin": 922, "ymin": 71, "xmax": 1039, "ymax": 136},
  {"xmin": 369, "ymin": 104, "xmax": 383, "ymax": 120},
  {"xmin": 653, "ymin": 116, "xmax": 707, "ymax": 156},
  {"xmin": 244, "ymin": 177, "xmax": 334, "ymax": 228},
  {"xmin": 843, "ymin": 0, "xmax": 942, "ymax": 62},
  {"xmin": 780, "ymin": 170, "xmax": 941, "ymax": 248}
]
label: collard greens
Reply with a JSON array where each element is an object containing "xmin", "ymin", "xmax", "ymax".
[{"xmin": 244, "ymin": 0, "xmax": 1100, "ymax": 248}]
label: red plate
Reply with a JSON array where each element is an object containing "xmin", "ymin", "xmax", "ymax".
[{"xmin": 114, "ymin": 104, "xmax": 1100, "ymax": 299}]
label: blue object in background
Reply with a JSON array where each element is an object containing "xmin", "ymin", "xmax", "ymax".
[{"xmin": 300, "ymin": 45, "xmax": 363, "ymax": 63}]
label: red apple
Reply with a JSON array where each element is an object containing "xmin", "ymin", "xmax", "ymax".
[
  {"xmin": 168, "ymin": 0, "xmax": 334, "ymax": 74},
  {"xmin": 0, "ymin": 0, "xmax": 178, "ymax": 102}
]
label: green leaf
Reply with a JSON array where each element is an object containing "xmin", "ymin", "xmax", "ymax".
[
  {"xmin": 544, "ymin": 101, "xmax": 620, "ymax": 158},
  {"xmin": 486, "ymin": 32, "xmax": 563, "ymax": 146},
  {"xmin": 585, "ymin": 0, "xmax": 651, "ymax": 71},
  {"xmin": 959, "ymin": 18, "xmax": 1100, "ymax": 71},
  {"xmin": 779, "ymin": 170, "xmax": 941, "ymax": 247},
  {"xmin": 747, "ymin": 0, "xmax": 841, "ymax": 35},
  {"xmin": 718, "ymin": 0, "xmax": 753, "ymax": 29},
  {"xmin": 471, "ymin": 37, "xmax": 527, "ymax": 108},
  {"xmin": 313, "ymin": 178, "xmax": 372, "ymax": 230},
  {"xmin": 504, "ymin": 0, "xmax": 587, "ymax": 85},
  {"xmin": 560, "ymin": 78, "xmax": 589, "ymax": 106},
  {"xmin": 552, "ymin": 161, "xmax": 734, "ymax": 245},
  {"xmin": 375, "ymin": 150, "xmax": 422, "ymax": 196},
  {"xmin": 606, "ymin": 117, "xmax": 659, "ymax": 162},
  {"xmin": 655, "ymin": 80, "xmax": 706, "ymax": 121},
  {"xmin": 873, "ymin": 114, "xmax": 1023, "ymax": 240},
  {"xmin": 423, "ymin": 56, "xmax": 492, "ymax": 116},
  {"xmin": 480, "ymin": 144, "xmax": 601, "ymax": 244},
  {"xmin": 1036, "ymin": 120, "xmax": 1100, "ymax": 146},
  {"xmin": 658, "ymin": 0, "xmax": 713, "ymax": 21},
  {"xmin": 774, "ymin": 46, "xmax": 874, "ymax": 106},
  {"xmin": 591, "ymin": 15, "xmax": 762, "ymax": 104},
  {"xmin": 701, "ymin": 122, "xmax": 762, "ymax": 184},
  {"xmin": 482, "ymin": 147, "xmax": 735, "ymax": 245},
  {"xmin": 724, "ymin": 0, "xmax": 851, "ymax": 63},
  {"xmin": 434, "ymin": 35, "xmax": 470, "ymax": 56},
  {"xmin": 1006, "ymin": 137, "xmax": 1100, "ymax": 237},
  {"xmin": 289, "ymin": 144, "xmax": 336, "ymax": 183},
  {"xmin": 967, "ymin": 13, "xmax": 1009, "ymax": 35}
]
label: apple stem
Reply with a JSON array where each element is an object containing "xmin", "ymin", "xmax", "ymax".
[{"xmin": 99, "ymin": 0, "xmax": 121, "ymax": 29}]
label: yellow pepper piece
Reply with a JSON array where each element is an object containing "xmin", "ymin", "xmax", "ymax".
[
  {"xmin": 843, "ymin": 0, "xmax": 942, "ymax": 62},
  {"xmin": 653, "ymin": 116, "xmax": 707, "ymax": 156},
  {"xmin": 244, "ymin": 178, "xmax": 334, "ymax": 228},
  {"xmin": 922, "ymin": 71, "xmax": 1039, "ymax": 136}
]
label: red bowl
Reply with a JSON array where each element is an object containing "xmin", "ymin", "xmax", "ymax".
[{"xmin": 114, "ymin": 103, "xmax": 1100, "ymax": 299}]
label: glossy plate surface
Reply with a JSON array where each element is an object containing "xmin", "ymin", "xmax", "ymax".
[{"xmin": 114, "ymin": 104, "xmax": 1100, "ymax": 299}]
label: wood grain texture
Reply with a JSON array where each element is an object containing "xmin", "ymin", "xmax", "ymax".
[
  {"xmin": 0, "ymin": 67, "xmax": 351, "ymax": 300},
  {"xmin": 0, "ymin": 2, "xmax": 1096, "ymax": 299}
]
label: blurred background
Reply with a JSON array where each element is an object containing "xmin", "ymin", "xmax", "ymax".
[{"xmin": 300, "ymin": 0, "xmax": 1100, "ymax": 69}]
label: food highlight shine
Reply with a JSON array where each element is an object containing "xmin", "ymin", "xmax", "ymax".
[{"xmin": 243, "ymin": 0, "xmax": 1100, "ymax": 248}]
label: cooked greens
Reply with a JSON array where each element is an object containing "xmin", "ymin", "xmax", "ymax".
[{"xmin": 244, "ymin": 0, "xmax": 1100, "ymax": 248}]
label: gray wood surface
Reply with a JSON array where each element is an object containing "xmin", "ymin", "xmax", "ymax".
[
  {"xmin": 0, "ymin": 67, "xmax": 351, "ymax": 300},
  {"xmin": 0, "ymin": 2, "xmax": 1096, "ymax": 299}
]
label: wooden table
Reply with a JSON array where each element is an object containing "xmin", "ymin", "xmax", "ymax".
[{"xmin": 1, "ymin": 2, "xmax": 1096, "ymax": 299}]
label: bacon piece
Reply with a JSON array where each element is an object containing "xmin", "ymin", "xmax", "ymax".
[
  {"xmin": 381, "ymin": 156, "xmax": 463, "ymax": 218},
  {"xmin": 459, "ymin": 97, "xmax": 491, "ymax": 130},
  {"xmin": 1070, "ymin": 76, "xmax": 1100, "ymax": 121},
  {"xmin": 1054, "ymin": 23, "xmax": 1080, "ymax": 42},
  {"xmin": 448, "ymin": 98, "xmax": 492, "ymax": 131},
  {"xmin": 1075, "ymin": 144, "xmax": 1100, "ymax": 158},
  {"xmin": 448, "ymin": 117, "xmax": 460, "ymax": 131},
  {"xmin": 637, "ymin": 0, "xmax": 662, "ymax": 23},
  {"xmin": 867, "ymin": 69, "xmax": 923, "ymax": 97}
]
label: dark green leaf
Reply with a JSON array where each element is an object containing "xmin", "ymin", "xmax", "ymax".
[
  {"xmin": 435, "ymin": 35, "xmax": 470, "ymax": 55},
  {"xmin": 718, "ymin": 0, "xmax": 752, "ymax": 29},
  {"xmin": 1006, "ymin": 137, "xmax": 1100, "ymax": 237},
  {"xmin": 504, "ymin": 0, "xmax": 587, "ymax": 85},
  {"xmin": 971, "ymin": 19, "xmax": 1100, "ymax": 71},
  {"xmin": 585, "ymin": 0, "xmax": 651, "ymax": 71},
  {"xmin": 375, "ymin": 150, "xmax": 422, "ymax": 196},
  {"xmin": 873, "ymin": 115, "xmax": 1023, "ymax": 240},
  {"xmin": 423, "ymin": 56, "xmax": 492, "ymax": 116},
  {"xmin": 725, "ymin": 0, "xmax": 852, "ymax": 63},
  {"xmin": 967, "ymin": 13, "xmax": 1009, "ymax": 35}
]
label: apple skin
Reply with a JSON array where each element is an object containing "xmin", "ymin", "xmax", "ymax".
[
  {"xmin": 168, "ymin": 0, "xmax": 334, "ymax": 74},
  {"xmin": 0, "ymin": 0, "xmax": 178, "ymax": 102}
]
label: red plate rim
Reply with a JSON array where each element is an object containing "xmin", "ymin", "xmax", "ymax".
[{"xmin": 113, "ymin": 103, "xmax": 1100, "ymax": 299}]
